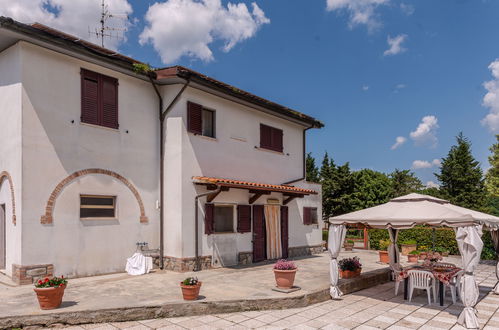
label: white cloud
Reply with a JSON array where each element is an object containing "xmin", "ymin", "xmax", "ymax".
[
  {"xmin": 412, "ymin": 159, "xmax": 441, "ymax": 169},
  {"xmin": 410, "ymin": 115, "xmax": 439, "ymax": 147},
  {"xmin": 139, "ymin": 0, "xmax": 269, "ymax": 64},
  {"xmin": 384, "ymin": 34, "xmax": 407, "ymax": 56},
  {"xmin": 0, "ymin": 0, "xmax": 133, "ymax": 50},
  {"xmin": 395, "ymin": 83, "xmax": 406, "ymax": 89},
  {"xmin": 391, "ymin": 136, "xmax": 406, "ymax": 150},
  {"xmin": 326, "ymin": 0, "xmax": 389, "ymax": 32},
  {"xmin": 481, "ymin": 59, "xmax": 499, "ymax": 132},
  {"xmin": 400, "ymin": 3, "xmax": 414, "ymax": 16},
  {"xmin": 362, "ymin": 85, "xmax": 370, "ymax": 91},
  {"xmin": 426, "ymin": 181, "xmax": 439, "ymax": 188}
]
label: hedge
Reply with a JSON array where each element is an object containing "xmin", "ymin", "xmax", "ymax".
[{"xmin": 368, "ymin": 226, "xmax": 496, "ymax": 260}]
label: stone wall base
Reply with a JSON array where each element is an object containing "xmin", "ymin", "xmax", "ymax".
[
  {"xmin": 238, "ymin": 251, "xmax": 253, "ymax": 265},
  {"xmin": 153, "ymin": 255, "xmax": 212, "ymax": 272},
  {"xmin": 12, "ymin": 264, "xmax": 54, "ymax": 285},
  {"xmin": 288, "ymin": 244, "xmax": 323, "ymax": 258}
]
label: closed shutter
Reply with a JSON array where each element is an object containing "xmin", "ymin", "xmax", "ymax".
[
  {"xmin": 101, "ymin": 76, "xmax": 119, "ymax": 129},
  {"xmin": 237, "ymin": 205, "xmax": 251, "ymax": 233},
  {"xmin": 81, "ymin": 69, "xmax": 99, "ymax": 125},
  {"xmin": 272, "ymin": 127, "xmax": 283, "ymax": 152},
  {"xmin": 205, "ymin": 203, "xmax": 214, "ymax": 235},
  {"xmin": 281, "ymin": 206, "xmax": 289, "ymax": 258},
  {"xmin": 187, "ymin": 101, "xmax": 203, "ymax": 134},
  {"xmin": 303, "ymin": 207, "xmax": 312, "ymax": 225},
  {"xmin": 260, "ymin": 124, "xmax": 272, "ymax": 149}
]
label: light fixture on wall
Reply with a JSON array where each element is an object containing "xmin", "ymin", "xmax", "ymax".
[{"xmin": 267, "ymin": 198, "xmax": 280, "ymax": 205}]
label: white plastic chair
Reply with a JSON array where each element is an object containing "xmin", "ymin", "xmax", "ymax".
[
  {"xmin": 407, "ymin": 270, "xmax": 437, "ymax": 305},
  {"xmin": 443, "ymin": 270, "xmax": 464, "ymax": 304},
  {"xmin": 434, "ymin": 262, "xmax": 456, "ymax": 268}
]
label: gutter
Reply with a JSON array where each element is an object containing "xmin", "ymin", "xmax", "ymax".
[
  {"xmin": 147, "ymin": 72, "xmax": 191, "ymax": 270},
  {"xmin": 282, "ymin": 124, "xmax": 315, "ymax": 185}
]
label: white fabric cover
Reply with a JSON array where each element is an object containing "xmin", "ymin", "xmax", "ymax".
[
  {"xmin": 126, "ymin": 252, "xmax": 153, "ymax": 276},
  {"xmin": 490, "ymin": 230, "xmax": 499, "ymax": 294},
  {"xmin": 455, "ymin": 225, "xmax": 484, "ymax": 329},
  {"xmin": 264, "ymin": 205, "xmax": 282, "ymax": 259},
  {"xmin": 328, "ymin": 224, "xmax": 346, "ymax": 299},
  {"xmin": 388, "ymin": 228, "xmax": 401, "ymax": 271},
  {"xmin": 328, "ymin": 193, "xmax": 499, "ymax": 229}
]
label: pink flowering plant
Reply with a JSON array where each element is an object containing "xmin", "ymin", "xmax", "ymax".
[
  {"xmin": 274, "ymin": 259, "xmax": 297, "ymax": 270},
  {"xmin": 423, "ymin": 251, "xmax": 443, "ymax": 267},
  {"xmin": 34, "ymin": 276, "xmax": 67, "ymax": 288},
  {"xmin": 338, "ymin": 256, "xmax": 362, "ymax": 271},
  {"xmin": 182, "ymin": 277, "xmax": 199, "ymax": 286}
]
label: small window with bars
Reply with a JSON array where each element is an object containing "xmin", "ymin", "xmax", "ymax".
[{"xmin": 80, "ymin": 195, "xmax": 117, "ymax": 219}]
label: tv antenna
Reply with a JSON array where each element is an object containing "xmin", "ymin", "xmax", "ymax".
[{"xmin": 89, "ymin": 0, "xmax": 129, "ymax": 48}]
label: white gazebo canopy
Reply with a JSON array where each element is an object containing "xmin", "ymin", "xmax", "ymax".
[{"xmin": 327, "ymin": 193, "xmax": 499, "ymax": 329}]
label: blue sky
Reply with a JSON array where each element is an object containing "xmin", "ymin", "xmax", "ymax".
[{"xmin": 3, "ymin": 0, "xmax": 499, "ymax": 186}]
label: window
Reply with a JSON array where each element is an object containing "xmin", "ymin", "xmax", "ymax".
[
  {"xmin": 303, "ymin": 207, "xmax": 318, "ymax": 225},
  {"xmin": 80, "ymin": 195, "xmax": 116, "ymax": 219},
  {"xmin": 81, "ymin": 69, "xmax": 119, "ymax": 129},
  {"xmin": 214, "ymin": 205, "xmax": 234, "ymax": 233},
  {"xmin": 260, "ymin": 124, "xmax": 283, "ymax": 152},
  {"xmin": 187, "ymin": 101, "xmax": 216, "ymax": 138}
]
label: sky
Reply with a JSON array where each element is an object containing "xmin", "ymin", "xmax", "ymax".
[{"xmin": 2, "ymin": 0, "xmax": 499, "ymax": 187}]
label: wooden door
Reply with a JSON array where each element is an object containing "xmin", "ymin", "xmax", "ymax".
[
  {"xmin": 252, "ymin": 205, "xmax": 266, "ymax": 262},
  {"xmin": 0, "ymin": 204, "xmax": 5, "ymax": 269},
  {"xmin": 281, "ymin": 206, "xmax": 289, "ymax": 259}
]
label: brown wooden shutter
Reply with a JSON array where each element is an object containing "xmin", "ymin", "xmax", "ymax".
[
  {"xmin": 187, "ymin": 101, "xmax": 203, "ymax": 134},
  {"xmin": 81, "ymin": 69, "xmax": 99, "ymax": 126},
  {"xmin": 260, "ymin": 124, "xmax": 271, "ymax": 149},
  {"xmin": 281, "ymin": 206, "xmax": 289, "ymax": 258},
  {"xmin": 252, "ymin": 204, "xmax": 266, "ymax": 262},
  {"xmin": 237, "ymin": 205, "xmax": 251, "ymax": 233},
  {"xmin": 101, "ymin": 76, "xmax": 119, "ymax": 129},
  {"xmin": 272, "ymin": 127, "xmax": 283, "ymax": 152},
  {"xmin": 303, "ymin": 207, "xmax": 312, "ymax": 225},
  {"xmin": 205, "ymin": 203, "xmax": 214, "ymax": 235}
]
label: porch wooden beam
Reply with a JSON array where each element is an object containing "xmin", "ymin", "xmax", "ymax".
[
  {"xmin": 249, "ymin": 190, "xmax": 271, "ymax": 195},
  {"xmin": 283, "ymin": 196, "xmax": 297, "ymax": 205},
  {"xmin": 249, "ymin": 193, "xmax": 265, "ymax": 204},
  {"xmin": 206, "ymin": 186, "xmax": 229, "ymax": 203}
]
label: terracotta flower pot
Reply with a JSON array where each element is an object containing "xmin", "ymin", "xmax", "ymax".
[
  {"xmin": 340, "ymin": 269, "xmax": 361, "ymax": 279},
  {"xmin": 407, "ymin": 254, "xmax": 419, "ymax": 263},
  {"xmin": 378, "ymin": 250, "xmax": 389, "ymax": 264},
  {"xmin": 442, "ymin": 251, "xmax": 449, "ymax": 257},
  {"xmin": 274, "ymin": 269, "xmax": 297, "ymax": 289},
  {"xmin": 180, "ymin": 282, "xmax": 202, "ymax": 301},
  {"xmin": 419, "ymin": 252, "xmax": 427, "ymax": 260},
  {"xmin": 344, "ymin": 242, "xmax": 354, "ymax": 251},
  {"xmin": 401, "ymin": 244, "xmax": 417, "ymax": 256},
  {"xmin": 34, "ymin": 285, "xmax": 66, "ymax": 310}
]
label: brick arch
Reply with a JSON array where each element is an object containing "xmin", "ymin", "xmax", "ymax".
[
  {"xmin": 0, "ymin": 171, "xmax": 16, "ymax": 225},
  {"xmin": 40, "ymin": 169, "xmax": 148, "ymax": 224}
]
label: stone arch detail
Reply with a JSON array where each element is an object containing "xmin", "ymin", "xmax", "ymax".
[
  {"xmin": 40, "ymin": 168, "xmax": 148, "ymax": 224},
  {"xmin": 0, "ymin": 171, "xmax": 16, "ymax": 225}
]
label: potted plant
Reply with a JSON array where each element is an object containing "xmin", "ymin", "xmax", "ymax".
[
  {"xmin": 273, "ymin": 259, "xmax": 297, "ymax": 289},
  {"xmin": 423, "ymin": 251, "xmax": 443, "ymax": 267},
  {"xmin": 378, "ymin": 239, "xmax": 390, "ymax": 264},
  {"xmin": 33, "ymin": 276, "xmax": 67, "ymax": 310},
  {"xmin": 435, "ymin": 246, "xmax": 449, "ymax": 257},
  {"xmin": 180, "ymin": 277, "xmax": 202, "ymax": 301},
  {"xmin": 344, "ymin": 240, "xmax": 354, "ymax": 251},
  {"xmin": 338, "ymin": 256, "xmax": 362, "ymax": 279},
  {"xmin": 418, "ymin": 246, "xmax": 428, "ymax": 260},
  {"xmin": 400, "ymin": 239, "xmax": 417, "ymax": 256},
  {"xmin": 407, "ymin": 250, "xmax": 419, "ymax": 263}
]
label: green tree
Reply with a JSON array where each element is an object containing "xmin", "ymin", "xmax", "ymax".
[
  {"xmin": 389, "ymin": 169, "xmax": 424, "ymax": 197},
  {"xmin": 349, "ymin": 169, "xmax": 393, "ymax": 210},
  {"xmin": 485, "ymin": 135, "xmax": 499, "ymax": 197},
  {"xmin": 435, "ymin": 133, "xmax": 486, "ymax": 210},
  {"xmin": 305, "ymin": 153, "xmax": 320, "ymax": 183}
]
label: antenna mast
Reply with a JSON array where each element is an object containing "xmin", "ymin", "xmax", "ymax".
[{"xmin": 89, "ymin": 0, "xmax": 128, "ymax": 48}]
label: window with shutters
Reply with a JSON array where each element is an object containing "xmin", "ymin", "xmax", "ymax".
[
  {"xmin": 213, "ymin": 205, "xmax": 235, "ymax": 233},
  {"xmin": 81, "ymin": 69, "xmax": 119, "ymax": 129},
  {"xmin": 237, "ymin": 205, "xmax": 251, "ymax": 233},
  {"xmin": 187, "ymin": 101, "xmax": 216, "ymax": 138},
  {"xmin": 303, "ymin": 207, "xmax": 318, "ymax": 225},
  {"xmin": 260, "ymin": 124, "xmax": 283, "ymax": 152},
  {"xmin": 80, "ymin": 195, "xmax": 116, "ymax": 219}
]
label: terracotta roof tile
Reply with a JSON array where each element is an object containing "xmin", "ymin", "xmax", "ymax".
[{"xmin": 192, "ymin": 176, "xmax": 317, "ymax": 195}]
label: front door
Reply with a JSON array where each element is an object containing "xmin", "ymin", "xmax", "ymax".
[
  {"xmin": 252, "ymin": 205, "xmax": 266, "ymax": 262},
  {"xmin": 281, "ymin": 206, "xmax": 289, "ymax": 259},
  {"xmin": 0, "ymin": 204, "xmax": 5, "ymax": 269}
]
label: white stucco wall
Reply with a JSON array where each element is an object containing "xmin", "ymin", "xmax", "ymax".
[
  {"xmin": 0, "ymin": 43, "xmax": 23, "ymax": 275},
  {"xmin": 18, "ymin": 42, "xmax": 160, "ymax": 277}
]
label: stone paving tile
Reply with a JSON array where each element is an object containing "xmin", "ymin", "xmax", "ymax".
[
  {"xmin": 238, "ymin": 318, "xmax": 267, "ymax": 328},
  {"xmin": 156, "ymin": 325, "xmax": 184, "ymax": 330},
  {"xmin": 207, "ymin": 318, "xmax": 235, "ymax": 328},
  {"xmin": 110, "ymin": 321, "xmax": 145, "ymax": 329},
  {"xmin": 139, "ymin": 319, "xmax": 175, "ymax": 329},
  {"xmin": 220, "ymin": 313, "xmax": 250, "ymax": 323},
  {"xmin": 80, "ymin": 325, "xmax": 118, "ymax": 330},
  {"xmin": 364, "ymin": 319, "xmax": 392, "ymax": 329}
]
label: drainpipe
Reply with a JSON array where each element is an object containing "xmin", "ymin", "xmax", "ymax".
[
  {"xmin": 282, "ymin": 124, "xmax": 315, "ymax": 185},
  {"xmin": 194, "ymin": 186, "xmax": 222, "ymax": 271},
  {"xmin": 147, "ymin": 73, "xmax": 190, "ymax": 270}
]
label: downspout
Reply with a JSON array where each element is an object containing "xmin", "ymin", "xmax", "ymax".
[
  {"xmin": 194, "ymin": 186, "xmax": 222, "ymax": 271},
  {"xmin": 147, "ymin": 73, "xmax": 190, "ymax": 270},
  {"xmin": 282, "ymin": 124, "xmax": 315, "ymax": 185}
]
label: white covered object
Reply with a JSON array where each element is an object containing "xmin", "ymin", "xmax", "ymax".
[
  {"xmin": 328, "ymin": 224, "xmax": 346, "ymax": 299},
  {"xmin": 126, "ymin": 252, "xmax": 153, "ymax": 276}
]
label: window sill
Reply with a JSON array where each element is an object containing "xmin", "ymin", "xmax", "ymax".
[
  {"xmin": 254, "ymin": 146, "xmax": 285, "ymax": 155},
  {"xmin": 80, "ymin": 217, "xmax": 117, "ymax": 221},
  {"xmin": 80, "ymin": 122, "xmax": 119, "ymax": 132},
  {"xmin": 190, "ymin": 133, "xmax": 217, "ymax": 142},
  {"xmin": 212, "ymin": 231, "xmax": 236, "ymax": 235}
]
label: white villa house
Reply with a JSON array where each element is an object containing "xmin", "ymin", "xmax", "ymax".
[{"xmin": 0, "ymin": 17, "xmax": 323, "ymax": 285}]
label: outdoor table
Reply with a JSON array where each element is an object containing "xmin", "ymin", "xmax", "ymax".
[{"xmin": 397, "ymin": 265, "xmax": 462, "ymax": 306}]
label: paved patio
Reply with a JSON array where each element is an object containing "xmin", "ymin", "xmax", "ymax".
[{"xmin": 57, "ymin": 260, "xmax": 499, "ymax": 330}]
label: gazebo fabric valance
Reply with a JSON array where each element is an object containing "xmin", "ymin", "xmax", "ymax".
[{"xmin": 328, "ymin": 193, "xmax": 499, "ymax": 229}]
